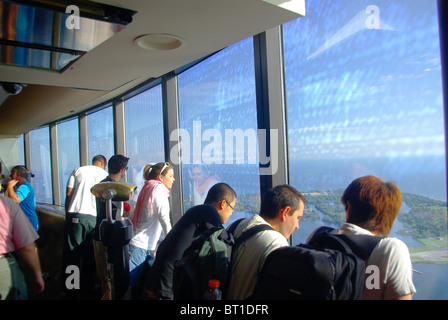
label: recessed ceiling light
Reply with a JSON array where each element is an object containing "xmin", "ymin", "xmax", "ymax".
[{"xmin": 134, "ymin": 33, "xmax": 186, "ymax": 51}]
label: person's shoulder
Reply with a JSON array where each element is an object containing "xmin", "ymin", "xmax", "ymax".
[
  {"xmin": 246, "ymin": 214, "xmax": 276, "ymax": 232},
  {"xmin": 101, "ymin": 176, "xmax": 114, "ymax": 183},
  {"xmin": 91, "ymin": 165, "xmax": 108, "ymax": 174},
  {"xmin": 23, "ymin": 181, "xmax": 33, "ymax": 188},
  {"xmin": 0, "ymin": 194, "xmax": 17, "ymax": 208},
  {"xmin": 81, "ymin": 166, "xmax": 108, "ymax": 179},
  {"xmin": 183, "ymin": 204, "xmax": 221, "ymax": 224},
  {"xmin": 152, "ymin": 183, "xmax": 170, "ymax": 196},
  {"xmin": 370, "ymin": 237, "xmax": 411, "ymax": 264},
  {"xmin": 17, "ymin": 182, "xmax": 33, "ymax": 195},
  {"xmin": 245, "ymin": 215, "xmax": 285, "ymax": 242},
  {"xmin": 186, "ymin": 204, "xmax": 218, "ymax": 215},
  {"xmin": 378, "ymin": 237, "xmax": 409, "ymax": 252},
  {"xmin": 16, "ymin": 181, "xmax": 29, "ymax": 188}
]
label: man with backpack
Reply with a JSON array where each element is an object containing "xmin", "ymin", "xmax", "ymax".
[
  {"xmin": 226, "ymin": 184, "xmax": 306, "ymax": 300},
  {"xmin": 312, "ymin": 175, "xmax": 416, "ymax": 300},
  {"xmin": 252, "ymin": 176, "xmax": 416, "ymax": 300},
  {"xmin": 144, "ymin": 182, "xmax": 236, "ymax": 299}
]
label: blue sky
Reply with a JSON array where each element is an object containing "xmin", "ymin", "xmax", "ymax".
[{"xmin": 284, "ymin": 0, "xmax": 444, "ymax": 160}]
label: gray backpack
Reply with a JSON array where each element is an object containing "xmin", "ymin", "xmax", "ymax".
[{"xmin": 173, "ymin": 219, "xmax": 272, "ymax": 300}]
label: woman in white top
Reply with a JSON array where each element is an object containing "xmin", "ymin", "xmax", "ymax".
[{"xmin": 128, "ymin": 162, "xmax": 175, "ymax": 285}]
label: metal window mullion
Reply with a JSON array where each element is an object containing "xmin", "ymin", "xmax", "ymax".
[
  {"xmin": 50, "ymin": 123, "xmax": 60, "ymax": 205},
  {"xmin": 254, "ymin": 26, "xmax": 289, "ymax": 196},
  {"xmin": 162, "ymin": 73, "xmax": 184, "ymax": 225},
  {"xmin": 79, "ymin": 113, "xmax": 88, "ymax": 166},
  {"xmin": 23, "ymin": 131, "xmax": 31, "ymax": 171},
  {"xmin": 114, "ymin": 98, "xmax": 127, "ymax": 181},
  {"xmin": 114, "ymin": 98, "xmax": 126, "ymax": 156},
  {"xmin": 437, "ymin": 0, "xmax": 448, "ymax": 204}
]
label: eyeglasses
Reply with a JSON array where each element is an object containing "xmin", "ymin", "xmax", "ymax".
[
  {"xmin": 160, "ymin": 162, "xmax": 171, "ymax": 174},
  {"xmin": 225, "ymin": 200, "xmax": 235, "ymax": 210}
]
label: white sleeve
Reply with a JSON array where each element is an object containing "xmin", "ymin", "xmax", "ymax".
[
  {"xmin": 370, "ymin": 238, "xmax": 416, "ymax": 299},
  {"xmin": 66, "ymin": 169, "xmax": 76, "ymax": 189},
  {"xmin": 153, "ymin": 189, "xmax": 172, "ymax": 237}
]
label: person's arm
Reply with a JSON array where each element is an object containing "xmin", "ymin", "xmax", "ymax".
[
  {"xmin": 65, "ymin": 187, "xmax": 73, "ymax": 213},
  {"xmin": 154, "ymin": 191, "xmax": 172, "ymax": 236},
  {"xmin": 7, "ymin": 179, "xmax": 20, "ymax": 203},
  {"xmin": 381, "ymin": 238, "xmax": 416, "ymax": 300},
  {"xmin": 65, "ymin": 171, "xmax": 76, "ymax": 213},
  {"xmin": 17, "ymin": 242, "xmax": 45, "ymax": 295}
]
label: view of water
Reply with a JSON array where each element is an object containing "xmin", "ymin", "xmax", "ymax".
[
  {"xmin": 289, "ymin": 156, "xmax": 447, "ymax": 201},
  {"xmin": 226, "ymin": 211, "xmax": 448, "ymax": 299},
  {"xmin": 179, "ymin": 0, "xmax": 448, "ymax": 299},
  {"xmin": 296, "ymin": 221, "xmax": 448, "ymax": 300},
  {"xmin": 220, "ymin": 154, "xmax": 448, "ymax": 300},
  {"xmin": 291, "ymin": 216, "xmax": 447, "ymax": 300},
  {"xmin": 412, "ymin": 263, "xmax": 448, "ymax": 300}
]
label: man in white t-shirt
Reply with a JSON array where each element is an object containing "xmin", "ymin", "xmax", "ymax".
[
  {"xmin": 62, "ymin": 155, "xmax": 108, "ymax": 298},
  {"xmin": 330, "ymin": 223, "xmax": 416, "ymax": 300},
  {"xmin": 327, "ymin": 175, "xmax": 416, "ymax": 300},
  {"xmin": 226, "ymin": 185, "xmax": 306, "ymax": 300}
]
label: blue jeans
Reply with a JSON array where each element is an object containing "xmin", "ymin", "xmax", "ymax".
[{"xmin": 128, "ymin": 244, "xmax": 154, "ymax": 287}]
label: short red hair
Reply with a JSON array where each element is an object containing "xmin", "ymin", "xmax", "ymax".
[{"xmin": 341, "ymin": 175, "xmax": 402, "ymax": 237}]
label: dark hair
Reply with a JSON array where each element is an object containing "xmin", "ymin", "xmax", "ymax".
[
  {"xmin": 143, "ymin": 162, "xmax": 172, "ymax": 181},
  {"xmin": 341, "ymin": 175, "xmax": 402, "ymax": 237},
  {"xmin": 204, "ymin": 183, "xmax": 236, "ymax": 205},
  {"xmin": 260, "ymin": 185, "xmax": 306, "ymax": 220},
  {"xmin": 92, "ymin": 155, "xmax": 107, "ymax": 165},
  {"xmin": 108, "ymin": 155, "xmax": 129, "ymax": 174},
  {"xmin": 11, "ymin": 165, "xmax": 28, "ymax": 178}
]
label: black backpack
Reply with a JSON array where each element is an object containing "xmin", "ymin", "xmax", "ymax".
[
  {"xmin": 249, "ymin": 227, "xmax": 382, "ymax": 300},
  {"xmin": 173, "ymin": 219, "xmax": 272, "ymax": 300}
]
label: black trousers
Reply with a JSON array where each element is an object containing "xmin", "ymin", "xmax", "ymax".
[{"xmin": 62, "ymin": 213, "xmax": 98, "ymax": 298}]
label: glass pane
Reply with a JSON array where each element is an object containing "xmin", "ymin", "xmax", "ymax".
[
  {"xmin": 30, "ymin": 126, "xmax": 53, "ymax": 203},
  {"xmin": 178, "ymin": 37, "xmax": 260, "ymax": 225},
  {"xmin": 17, "ymin": 134, "xmax": 24, "ymax": 165},
  {"xmin": 284, "ymin": 0, "xmax": 446, "ymax": 300},
  {"xmin": 57, "ymin": 119, "xmax": 80, "ymax": 205},
  {"xmin": 124, "ymin": 85, "xmax": 165, "ymax": 202},
  {"xmin": 87, "ymin": 106, "xmax": 114, "ymax": 165}
]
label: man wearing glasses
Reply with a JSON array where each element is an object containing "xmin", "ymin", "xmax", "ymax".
[{"xmin": 144, "ymin": 182, "xmax": 236, "ymax": 300}]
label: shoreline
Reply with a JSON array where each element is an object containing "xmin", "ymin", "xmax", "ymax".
[{"xmin": 409, "ymin": 238, "xmax": 448, "ymax": 264}]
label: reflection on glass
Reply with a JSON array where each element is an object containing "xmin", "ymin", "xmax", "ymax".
[
  {"xmin": 0, "ymin": 0, "xmax": 123, "ymax": 70},
  {"xmin": 124, "ymin": 85, "xmax": 165, "ymax": 202},
  {"xmin": 57, "ymin": 119, "xmax": 80, "ymax": 205},
  {"xmin": 87, "ymin": 106, "xmax": 114, "ymax": 165},
  {"xmin": 284, "ymin": 0, "xmax": 446, "ymax": 299},
  {"xmin": 178, "ymin": 37, "xmax": 260, "ymax": 225},
  {"xmin": 30, "ymin": 126, "xmax": 53, "ymax": 204},
  {"xmin": 189, "ymin": 166, "xmax": 220, "ymax": 205}
]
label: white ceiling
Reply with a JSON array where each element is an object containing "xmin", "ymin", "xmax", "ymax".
[{"xmin": 0, "ymin": 0, "xmax": 303, "ymax": 136}]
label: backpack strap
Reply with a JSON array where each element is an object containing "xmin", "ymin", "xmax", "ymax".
[
  {"xmin": 217, "ymin": 219, "xmax": 245, "ymax": 245},
  {"xmin": 226, "ymin": 218, "xmax": 274, "ymax": 248},
  {"xmin": 226, "ymin": 218, "xmax": 245, "ymax": 235},
  {"xmin": 234, "ymin": 223, "xmax": 274, "ymax": 248},
  {"xmin": 336, "ymin": 233, "xmax": 383, "ymax": 260},
  {"xmin": 309, "ymin": 226, "xmax": 382, "ymax": 261}
]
